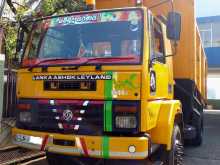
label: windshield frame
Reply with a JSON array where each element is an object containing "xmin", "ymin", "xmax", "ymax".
[{"xmin": 21, "ymin": 7, "xmax": 145, "ymax": 68}]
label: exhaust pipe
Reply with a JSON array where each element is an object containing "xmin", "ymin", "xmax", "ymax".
[{"xmin": 86, "ymin": 0, "xmax": 96, "ymax": 10}]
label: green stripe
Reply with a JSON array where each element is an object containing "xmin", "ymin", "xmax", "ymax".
[
  {"xmin": 104, "ymin": 71, "xmax": 113, "ymax": 99},
  {"xmin": 104, "ymin": 71, "xmax": 113, "ymax": 132},
  {"xmin": 102, "ymin": 72, "xmax": 112, "ymax": 158},
  {"xmin": 104, "ymin": 101, "xmax": 112, "ymax": 132},
  {"xmin": 102, "ymin": 136, "xmax": 110, "ymax": 158}
]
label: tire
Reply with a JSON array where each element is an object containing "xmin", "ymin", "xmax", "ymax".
[
  {"xmin": 186, "ymin": 113, "xmax": 204, "ymax": 147},
  {"xmin": 189, "ymin": 114, "xmax": 204, "ymax": 146},
  {"xmin": 163, "ymin": 124, "xmax": 184, "ymax": 165}
]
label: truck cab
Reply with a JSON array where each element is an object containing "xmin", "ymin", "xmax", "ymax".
[{"xmin": 13, "ymin": 2, "xmax": 185, "ymax": 165}]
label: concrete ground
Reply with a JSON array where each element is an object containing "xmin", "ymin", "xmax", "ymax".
[
  {"xmin": 27, "ymin": 110, "xmax": 220, "ymax": 165},
  {"xmin": 184, "ymin": 110, "xmax": 220, "ymax": 165}
]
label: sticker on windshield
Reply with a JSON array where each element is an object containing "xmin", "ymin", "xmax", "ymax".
[
  {"xmin": 50, "ymin": 14, "xmax": 99, "ymax": 27},
  {"xmin": 129, "ymin": 11, "xmax": 140, "ymax": 31},
  {"xmin": 48, "ymin": 10, "xmax": 142, "ymax": 27}
]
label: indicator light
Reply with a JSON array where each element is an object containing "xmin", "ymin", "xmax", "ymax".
[
  {"xmin": 86, "ymin": 0, "xmax": 96, "ymax": 10},
  {"xmin": 136, "ymin": 0, "xmax": 143, "ymax": 6}
]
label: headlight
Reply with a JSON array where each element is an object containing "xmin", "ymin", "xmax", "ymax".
[
  {"xmin": 115, "ymin": 116, "xmax": 137, "ymax": 129},
  {"xmin": 19, "ymin": 112, "xmax": 31, "ymax": 123}
]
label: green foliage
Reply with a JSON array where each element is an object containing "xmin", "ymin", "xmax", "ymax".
[
  {"xmin": 0, "ymin": 21, "xmax": 17, "ymax": 59},
  {"xmin": 36, "ymin": 0, "xmax": 86, "ymax": 16},
  {"xmin": 3, "ymin": 0, "xmax": 86, "ymax": 60},
  {"xmin": 41, "ymin": 0, "xmax": 57, "ymax": 16},
  {"xmin": 5, "ymin": 25, "xmax": 17, "ymax": 59}
]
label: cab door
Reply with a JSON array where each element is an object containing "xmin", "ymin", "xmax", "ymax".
[{"xmin": 147, "ymin": 12, "xmax": 170, "ymax": 100}]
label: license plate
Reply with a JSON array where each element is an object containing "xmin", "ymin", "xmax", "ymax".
[
  {"xmin": 16, "ymin": 134, "xmax": 30, "ymax": 143},
  {"xmin": 16, "ymin": 134, "xmax": 43, "ymax": 145}
]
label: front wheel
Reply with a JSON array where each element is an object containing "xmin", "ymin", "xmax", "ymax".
[{"xmin": 163, "ymin": 124, "xmax": 184, "ymax": 165}]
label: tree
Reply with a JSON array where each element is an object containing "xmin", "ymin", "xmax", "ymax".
[{"xmin": 1, "ymin": 0, "xmax": 86, "ymax": 61}]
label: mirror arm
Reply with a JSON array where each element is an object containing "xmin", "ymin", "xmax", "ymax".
[
  {"xmin": 149, "ymin": 42, "xmax": 178, "ymax": 67},
  {"xmin": 172, "ymin": 41, "xmax": 178, "ymax": 56}
]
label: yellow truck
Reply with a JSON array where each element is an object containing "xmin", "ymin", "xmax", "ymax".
[{"xmin": 12, "ymin": 0, "xmax": 207, "ymax": 164}]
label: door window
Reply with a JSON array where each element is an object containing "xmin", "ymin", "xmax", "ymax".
[{"xmin": 148, "ymin": 14, "xmax": 166, "ymax": 64}]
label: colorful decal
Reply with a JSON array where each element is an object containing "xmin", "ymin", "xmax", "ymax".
[
  {"xmin": 112, "ymin": 89, "xmax": 129, "ymax": 96},
  {"xmin": 50, "ymin": 14, "xmax": 99, "ymax": 27},
  {"xmin": 48, "ymin": 10, "xmax": 142, "ymax": 28},
  {"xmin": 32, "ymin": 74, "xmax": 112, "ymax": 81},
  {"xmin": 113, "ymin": 73, "xmax": 139, "ymax": 90},
  {"xmin": 128, "ymin": 11, "xmax": 140, "ymax": 25}
]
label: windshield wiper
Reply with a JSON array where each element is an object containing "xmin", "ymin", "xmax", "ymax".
[
  {"xmin": 74, "ymin": 56, "xmax": 136, "ymax": 70},
  {"xmin": 28, "ymin": 58, "xmax": 80, "ymax": 72},
  {"xmin": 28, "ymin": 56, "xmax": 136, "ymax": 72}
]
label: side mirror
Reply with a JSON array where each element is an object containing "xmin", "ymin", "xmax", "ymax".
[{"xmin": 166, "ymin": 12, "xmax": 181, "ymax": 41}]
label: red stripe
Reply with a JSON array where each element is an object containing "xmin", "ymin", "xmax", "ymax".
[
  {"xmin": 38, "ymin": 99, "xmax": 50, "ymax": 104},
  {"xmin": 80, "ymin": 137, "xmax": 89, "ymax": 156},
  {"xmin": 40, "ymin": 135, "xmax": 49, "ymax": 151}
]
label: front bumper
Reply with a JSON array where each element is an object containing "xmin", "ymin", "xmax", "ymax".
[{"xmin": 12, "ymin": 128, "xmax": 149, "ymax": 160}]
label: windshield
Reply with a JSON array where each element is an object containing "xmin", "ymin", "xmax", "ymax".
[{"xmin": 22, "ymin": 9, "xmax": 143, "ymax": 67}]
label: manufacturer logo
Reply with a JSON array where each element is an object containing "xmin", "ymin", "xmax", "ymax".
[
  {"xmin": 63, "ymin": 110, "xmax": 73, "ymax": 122},
  {"xmin": 150, "ymin": 70, "xmax": 156, "ymax": 94},
  {"xmin": 32, "ymin": 74, "xmax": 112, "ymax": 81}
]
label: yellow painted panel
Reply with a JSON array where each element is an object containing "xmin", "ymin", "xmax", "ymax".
[
  {"xmin": 12, "ymin": 128, "xmax": 149, "ymax": 159},
  {"xmin": 17, "ymin": 68, "xmax": 141, "ymax": 100},
  {"xmin": 145, "ymin": 101, "xmax": 161, "ymax": 130},
  {"xmin": 147, "ymin": 100, "xmax": 182, "ymax": 150}
]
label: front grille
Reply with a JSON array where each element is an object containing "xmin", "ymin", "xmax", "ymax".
[
  {"xmin": 17, "ymin": 100, "xmax": 104, "ymax": 135},
  {"xmin": 44, "ymin": 81, "xmax": 96, "ymax": 91}
]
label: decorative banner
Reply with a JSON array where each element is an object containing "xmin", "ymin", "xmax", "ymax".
[{"xmin": 48, "ymin": 10, "xmax": 142, "ymax": 28}]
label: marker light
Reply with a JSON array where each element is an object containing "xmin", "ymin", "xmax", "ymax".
[
  {"xmin": 136, "ymin": 0, "xmax": 143, "ymax": 6},
  {"xmin": 17, "ymin": 104, "xmax": 31, "ymax": 110},
  {"xmin": 114, "ymin": 105, "xmax": 137, "ymax": 113},
  {"xmin": 86, "ymin": 0, "xmax": 96, "ymax": 10},
  {"xmin": 128, "ymin": 145, "xmax": 136, "ymax": 153}
]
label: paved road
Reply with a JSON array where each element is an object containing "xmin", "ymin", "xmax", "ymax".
[
  {"xmin": 184, "ymin": 110, "xmax": 220, "ymax": 165},
  {"xmin": 28, "ymin": 110, "xmax": 220, "ymax": 165}
]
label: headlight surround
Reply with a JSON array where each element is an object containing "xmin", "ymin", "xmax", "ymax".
[
  {"xmin": 19, "ymin": 112, "xmax": 32, "ymax": 123},
  {"xmin": 115, "ymin": 116, "xmax": 137, "ymax": 129},
  {"xmin": 112, "ymin": 101, "xmax": 139, "ymax": 132}
]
